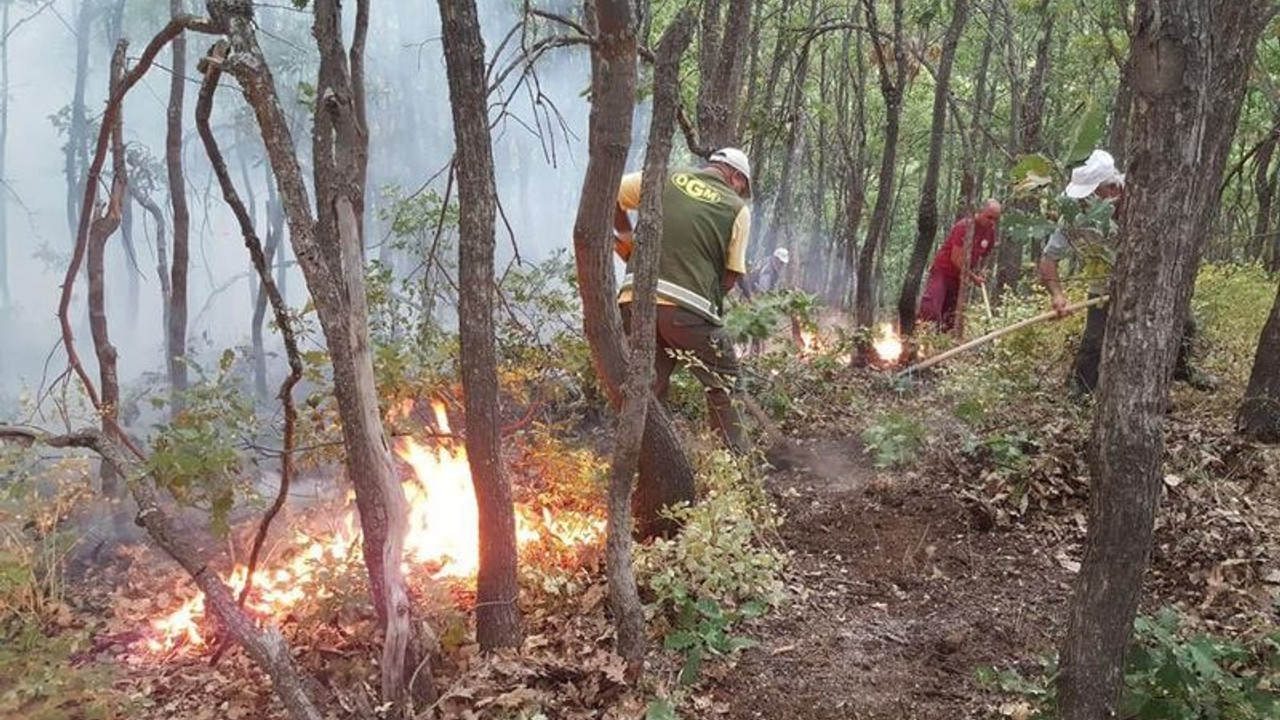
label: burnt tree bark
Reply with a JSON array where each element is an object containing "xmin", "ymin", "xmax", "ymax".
[
  {"xmin": 1057, "ymin": 2, "xmax": 1275, "ymax": 717},
  {"xmin": 572, "ymin": 0, "xmax": 697, "ymax": 539},
  {"xmin": 896, "ymin": 0, "xmax": 968, "ymax": 336},
  {"xmin": 214, "ymin": 0, "xmax": 433, "ymax": 709},
  {"xmin": 852, "ymin": 0, "xmax": 907, "ymax": 362},
  {"xmin": 167, "ymin": 0, "xmax": 191, "ymax": 410},
  {"xmin": 696, "ymin": 0, "xmax": 751, "ymax": 148},
  {"xmin": 608, "ymin": 8, "xmax": 692, "ymax": 678},
  {"xmin": 436, "ymin": 0, "xmax": 523, "ymax": 652},
  {"xmin": 1238, "ymin": 277, "xmax": 1280, "ymax": 442}
]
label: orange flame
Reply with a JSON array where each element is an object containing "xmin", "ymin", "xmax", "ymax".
[
  {"xmin": 146, "ymin": 401, "xmax": 604, "ymax": 654},
  {"xmin": 799, "ymin": 330, "xmax": 818, "ymax": 354},
  {"xmin": 873, "ymin": 323, "xmax": 903, "ymax": 364}
]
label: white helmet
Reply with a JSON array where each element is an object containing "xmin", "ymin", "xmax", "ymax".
[
  {"xmin": 773, "ymin": 247, "xmax": 790, "ymax": 264},
  {"xmin": 709, "ymin": 147, "xmax": 752, "ymax": 197}
]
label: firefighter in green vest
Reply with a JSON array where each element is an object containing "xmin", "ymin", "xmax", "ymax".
[{"xmin": 613, "ymin": 148, "xmax": 753, "ymax": 454}]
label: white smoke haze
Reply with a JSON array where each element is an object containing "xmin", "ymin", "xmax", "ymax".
[{"xmin": 0, "ymin": 0, "xmax": 622, "ymax": 418}]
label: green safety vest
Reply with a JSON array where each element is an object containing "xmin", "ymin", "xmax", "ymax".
[{"xmin": 619, "ymin": 167, "xmax": 745, "ymax": 324}]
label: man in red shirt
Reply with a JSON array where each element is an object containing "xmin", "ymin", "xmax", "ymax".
[{"xmin": 918, "ymin": 199, "xmax": 1001, "ymax": 331}]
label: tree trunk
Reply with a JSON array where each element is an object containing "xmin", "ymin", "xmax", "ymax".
[
  {"xmin": 609, "ymin": 9, "xmax": 692, "ymax": 678},
  {"xmin": 1250, "ymin": 110, "xmax": 1280, "ymax": 263},
  {"xmin": 436, "ymin": 0, "xmax": 523, "ymax": 652},
  {"xmin": 572, "ymin": 0, "xmax": 696, "ymax": 539},
  {"xmin": 696, "ymin": 0, "xmax": 751, "ymax": 148},
  {"xmin": 167, "ymin": 0, "xmax": 190, "ymax": 412},
  {"xmin": 1057, "ymin": 2, "xmax": 1275, "ymax": 717},
  {"xmin": 1238, "ymin": 277, "xmax": 1280, "ymax": 441},
  {"xmin": 995, "ymin": 0, "xmax": 1053, "ymax": 305},
  {"xmin": 88, "ymin": 43, "xmax": 128, "ymax": 498},
  {"xmin": 65, "ymin": 0, "xmax": 92, "ymax": 240},
  {"xmin": 852, "ymin": 0, "xmax": 907, "ymax": 361},
  {"xmin": 766, "ymin": 3, "xmax": 816, "ymax": 256},
  {"xmin": 215, "ymin": 0, "xmax": 433, "ymax": 709},
  {"xmin": 896, "ymin": 0, "xmax": 968, "ymax": 336}
]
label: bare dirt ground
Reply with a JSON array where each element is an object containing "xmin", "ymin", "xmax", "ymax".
[{"xmin": 716, "ymin": 437, "xmax": 1074, "ymax": 719}]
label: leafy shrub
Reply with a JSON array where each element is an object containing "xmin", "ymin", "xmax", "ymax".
[
  {"xmin": 861, "ymin": 410, "xmax": 927, "ymax": 468},
  {"xmin": 1124, "ymin": 610, "xmax": 1279, "ymax": 720},
  {"xmin": 977, "ymin": 610, "xmax": 1280, "ymax": 720},
  {"xmin": 147, "ymin": 349, "xmax": 256, "ymax": 535},
  {"xmin": 636, "ymin": 451, "xmax": 785, "ymax": 613}
]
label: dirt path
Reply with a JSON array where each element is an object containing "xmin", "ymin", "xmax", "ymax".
[{"xmin": 716, "ymin": 438, "xmax": 1074, "ymax": 719}]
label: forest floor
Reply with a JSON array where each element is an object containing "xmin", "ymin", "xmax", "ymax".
[
  {"xmin": 717, "ymin": 434, "xmax": 1070, "ymax": 720},
  {"xmin": 711, "ymin": 376, "xmax": 1280, "ymax": 720}
]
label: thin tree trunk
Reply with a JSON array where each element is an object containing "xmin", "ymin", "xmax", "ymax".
[
  {"xmin": 572, "ymin": 0, "xmax": 696, "ymax": 540},
  {"xmin": 88, "ymin": 43, "xmax": 128, "ymax": 497},
  {"xmin": 995, "ymin": 0, "xmax": 1053, "ymax": 305},
  {"xmin": 65, "ymin": 0, "xmax": 92, "ymax": 240},
  {"xmin": 767, "ymin": 3, "xmax": 816, "ymax": 255},
  {"xmin": 897, "ymin": 0, "xmax": 968, "ymax": 336},
  {"xmin": 167, "ymin": 0, "xmax": 190, "ymax": 412},
  {"xmin": 608, "ymin": 9, "xmax": 693, "ymax": 678},
  {"xmin": 1250, "ymin": 110, "xmax": 1280, "ymax": 263},
  {"xmin": 1239, "ymin": 277, "xmax": 1280, "ymax": 441},
  {"xmin": 132, "ymin": 188, "xmax": 172, "ymax": 336},
  {"xmin": 696, "ymin": 0, "xmax": 751, "ymax": 148},
  {"xmin": 1057, "ymin": 2, "xmax": 1275, "ymax": 717},
  {"xmin": 437, "ymin": 0, "xmax": 522, "ymax": 652},
  {"xmin": 853, "ymin": 0, "xmax": 907, "ymax": 362},
  {"xmin": 217, "ymin": 0, "xmax": 433, "ymax": 709}
]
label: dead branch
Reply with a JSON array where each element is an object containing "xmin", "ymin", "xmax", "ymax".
[
  {"xmin": 194, "ymin": 40, "xmax": 304, "ymax": 612},
  {"xmin": 0, "ymin": 425, "xmax": 326, "ymax": 720}
]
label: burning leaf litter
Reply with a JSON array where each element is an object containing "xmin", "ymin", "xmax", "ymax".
[{"xmin": 147, "ymin": 402, "xmax": 605, "ymax": 655}]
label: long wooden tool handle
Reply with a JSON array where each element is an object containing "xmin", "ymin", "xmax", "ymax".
[{"xmin": 896, "ymin": 295, "xmax": 1109, "ymax": 378}]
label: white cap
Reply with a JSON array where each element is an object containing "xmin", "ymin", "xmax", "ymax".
[
  {"xmin": 709, "ymin": 147, "xmax": 752, "ymax": 197},
  {"xmin": 1064, "ymin": 149, "xmax": 1125, "ymax": 199},
  {"xmin": 773, "ymin": 247, "xmax": 790, "ymax": 263}
]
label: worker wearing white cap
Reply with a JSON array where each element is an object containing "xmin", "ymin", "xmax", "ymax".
[
  {"xmin": 1039, "ymin": 149, "xmax": 1213, "ymax": 393},
  {"xmin": 742, "ymin": 247, "xmax": 790, "ymax": 300},
  {"xmin": 613, "ymin": 148, "xmax": 754, "ymax": 454}
]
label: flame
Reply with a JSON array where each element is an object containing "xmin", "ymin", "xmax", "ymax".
[
  {"xmin": 146, "ymin": 400, "xmax": 604, "ymax": 654},
  {"xmin": 873, "ymin": 323, "xmax": 903, "ymax": 364},
  {"xmin": 799, "ymin": 330, "xmax": 817, "ymax": 354}
]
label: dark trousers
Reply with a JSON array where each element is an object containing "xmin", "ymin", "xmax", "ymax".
[
  {"xmin": 621, "ymin": 304, "xmax": 750, "ymax": 454},
  {"xmin": 1071, "ymin": 293, "xmax": 1199, "ymax": 394}
]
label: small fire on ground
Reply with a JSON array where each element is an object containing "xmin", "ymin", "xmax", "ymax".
[
  {"xmin": 872, "ymin": 323, "xmax": 904, "ymax": 365},
  {"xmin": 148, "ymin": 402, "xmax": 603, "ymax": 654}
]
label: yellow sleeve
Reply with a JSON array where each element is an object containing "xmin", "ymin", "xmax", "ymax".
[
  {"xmin": 726, "ymin": 205, "xmax": 751, "ymax": 274},
  {"xmin": 618, "ymin": 172, "xmax": 643, "ymax": 211}
]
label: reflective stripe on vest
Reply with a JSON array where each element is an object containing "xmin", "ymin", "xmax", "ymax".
[{"xmin": 619, "ymin": 275, "xmax": 720, "ymax": 324}]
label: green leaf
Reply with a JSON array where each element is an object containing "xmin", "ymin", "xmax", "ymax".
[
  {"xmin": 677, "ymin": 646, "xmax": 704, "ymax": 686},
  {"xmin": 663, "ymin": 630, "xmax": 701, "ymax": 651},
  {"xmin": 1009, "ymin": 153, "xmax": 1055, "ymax": 183},
  {"xmin": 645, "ymin": 698, "xmax": 681, "ymax": 720},
  {"xmin": 1064, "ymin": 99, "xmax": 1108, "ymax": 167}
]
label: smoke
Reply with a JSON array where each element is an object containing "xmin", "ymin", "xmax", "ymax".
[{"xmin": 0, "ymin": 0, "xmax": 609, "ymax": 417}]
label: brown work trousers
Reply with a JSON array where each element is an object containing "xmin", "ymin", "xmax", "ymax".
[{"xmin": 620, "ymin": 304, "xmax": 750, "ymax": 454}]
